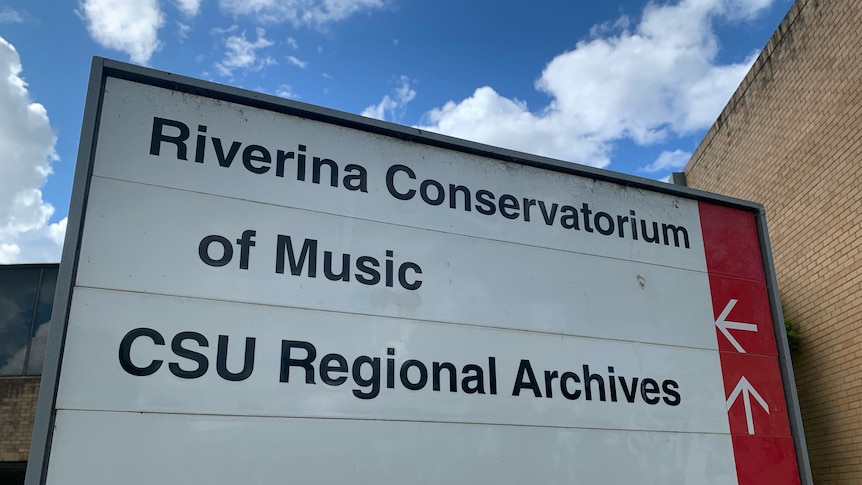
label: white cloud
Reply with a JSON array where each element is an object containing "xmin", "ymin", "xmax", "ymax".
[
  {"xmin": 719, "ymin": 0, "xmax": 774, "ymax": 20},
  {"xmin": 362, "ymin": 75, "xmax": 415, "ymax": 121},
  {"xmin": 174, "ymin": 0, "xmax": 203, "ymax": 16},
  {"xmin": 177, "ymin": 21, "xmax": 192, "ymax": 41},
  {"xmin": 211, "ymin": 24, "xmax": 239, "ymax": 35},
  {"xmin": 0, "ymin": 37, "xmax": 63, "ymax": 264},
  {"xmin": 640, "ymin": 149, "xmax": 692, "ymax": 173},
  {"xmin": 0, "ymin": 316, "xmax": 51, "ymax": 375},
  {"xmin": 416, "ymin": 0, "xmax": 772, "ymax": 168},
  {"xmin": 215, "ymin": 27, "xmax": 276, "ymax": 77},
  {"xmin": 79, "ymin": 0, "xmax": 164, "ymax": 65},
  {"xmin": 218, "ymin": 0, "xmax": 385, "ymax": 26},
  {"xmin": 286, "ymin": 55, "xmax": 308, "ymax": 69},
  {"xmin": 286, "ymin": 37, "xmax": 299, "ymax": 50},
  {"xmin": 0, "ymin": 7, "xmax": 24, "ymax": 23},
  {"xmin": 276, "ymin": 84, "xmax": 300, "ymax": 99},
  {"xmin": 589, "ymin": 15, "xmax": 631, "ymax": 38}
]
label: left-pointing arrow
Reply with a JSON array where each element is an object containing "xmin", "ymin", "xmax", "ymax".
[
  {"xmin": 715, "ymin": 299, "xmax": 759, "ymax": 353},
  {"xmin": 726, "ymin": 376, "xmax": 770, "ymax": 435}
]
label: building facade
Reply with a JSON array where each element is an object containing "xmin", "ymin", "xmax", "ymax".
[
  {"xmin": 0, "ymin": 264, "xmax": 57, "ymax": 485},
  {"xmin": 685, "ymin": 0, "xmax": 862, "ymax": 481}
]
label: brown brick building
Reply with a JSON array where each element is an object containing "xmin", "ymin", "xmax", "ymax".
[
  {"xmin": 685, "ymin": 0, "xmax": 862, "ymax": 481},
  {"xmin": 1, "ymin": 380, "xmax": 40, "ymax": 463}
]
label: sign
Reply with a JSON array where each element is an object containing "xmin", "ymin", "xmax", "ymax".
[{"xmin": 27, "ymin": 58, "xmax": 812, "ymax": 484}]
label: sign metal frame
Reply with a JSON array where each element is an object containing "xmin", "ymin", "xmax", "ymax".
[{"xmin": 26, "ymin": 57, "xmax": 813, "ymax": 484}]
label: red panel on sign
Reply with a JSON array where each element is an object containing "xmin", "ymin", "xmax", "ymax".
[
  {"xmin": 731, "ymin": 435, "xmax": 800, "ymax": 485},
  {"xmin": 699, "ymin": 200, "xmax": 801, "ymax": 483},
  {"xmin": 708, "ymin": 275, "xmax": 778, "ymax": 357},
  {"xmin": 698, "ymin": 202, "xmax": 765, "ymax": 282},
  {"xmin": 720, "ymin": 352, "xmax": 791, "ymax": 437}
]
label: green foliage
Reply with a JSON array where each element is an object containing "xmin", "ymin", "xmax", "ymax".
[{"xmin": 784, "ymin": 317, "xmax": 801, "ymax": 353}]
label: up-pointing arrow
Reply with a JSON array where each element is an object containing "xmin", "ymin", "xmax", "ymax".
[
  {"xmin": 726, "ymin": 376, "xmax": 770, "ymax": 435},
  {"xmin": 715, "ymin": 299, "xmax": 758, "ymax": 353}
]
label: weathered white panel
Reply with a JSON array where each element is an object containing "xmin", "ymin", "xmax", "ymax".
[
  {"xmin": 47, "ymin": 410, "xmax": 739, "ymax": 485},
  {"xmin": 74, "ymin": 176, "xmax": 716, "ymax": 349},
  {"xmin": 57, "ymin": 288, "xmax": 729, "ymax": 434},
  {"xmin": 38, "ymin": 70, "xmax": 750, "ymax": 485}
]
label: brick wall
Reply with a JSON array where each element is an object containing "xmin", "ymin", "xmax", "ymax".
[
  {"xmin": 685, "ymin": 0, "xmax": 862, "ymax": 481},
  {"xmin": 0, "ymin": 378, "xmax": 40, "ymax": 462}
]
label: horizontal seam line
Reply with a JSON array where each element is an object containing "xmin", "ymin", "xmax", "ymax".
[
  {"xmin": 73, "ymin": 285, "xmax": 721, "ymax": 353},
  {"xmin": 55, "ymin": 408, "xmax": 733, "ymax": 436},
  {"xmin": 90, "ymin": 174, "xmax": 708, "ymax": 275}
]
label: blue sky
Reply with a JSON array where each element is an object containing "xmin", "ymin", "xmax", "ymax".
[{"xmin": 0, "ymin": 0, "xmax": 790, "ymax": 263}]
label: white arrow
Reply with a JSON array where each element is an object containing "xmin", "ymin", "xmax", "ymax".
[
  {"xmin": 726, "ymin": 376, "xmax": 770, "ymax": 435},
  {"xmin": 715, "ymin": 299, "xmax": 759, "ymax": 353}
]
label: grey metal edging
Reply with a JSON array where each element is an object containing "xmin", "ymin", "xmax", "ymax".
[
  {"xmin": 22, "ymin": 268, "xmax": 45, "ymax": 375},
  {"xmin": 755, "ymin": 209, "xmax": 814, "ymax": 484},
  {"xmin": 25, "ymin": 57, "xmax": 107, "ymax": 485},
  {"xmin": 26, "ymin": 56, "xmax": 808, "ymax": 483}
]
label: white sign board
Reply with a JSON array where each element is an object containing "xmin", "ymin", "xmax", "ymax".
[{"xmin": 28, "ymin": 59, "xmax": 810, "ymax": 485}]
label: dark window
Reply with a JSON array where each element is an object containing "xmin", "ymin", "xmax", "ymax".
[
  {"xmin": 0, "ymin": 264, "xmax": 59, "ymax": 376},
  {"xmin": 0, "ymin": 461, "xmax": 26, "ymax": 485}
]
